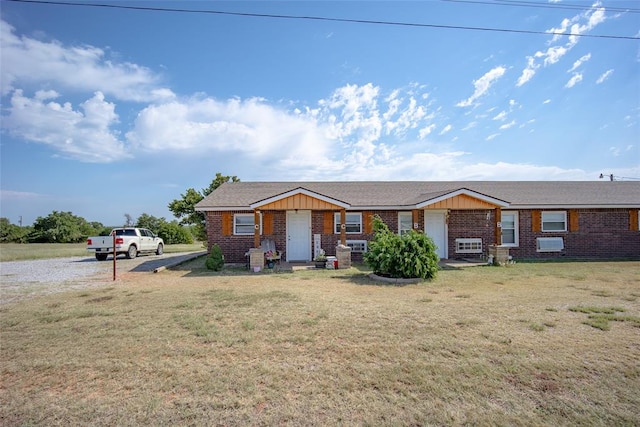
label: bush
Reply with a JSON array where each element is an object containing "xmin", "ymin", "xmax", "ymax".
[
  {"xmin": 364, "ymin": 216, "xmax": 439, "ymax": 280},
  {"xmin": 158, "ymin": 221, "xmax": 194, "ymax": 245},
  {"xmin": 205, "ymin": 244, "xmax": 224, "ymax": 271}
]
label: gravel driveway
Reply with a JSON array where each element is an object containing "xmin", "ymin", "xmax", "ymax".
[{"xmin": 0, "ymin": 251, "xmax": 205, "ymax": 304}]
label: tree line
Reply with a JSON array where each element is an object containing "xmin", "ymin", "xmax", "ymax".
[
  {"xmin": 0, "ymin": 172, "xmax": 239, "ymax": 245},
  {"xmin": 0, "ymin": 212, "xmax": 193, "ymax": 245}
]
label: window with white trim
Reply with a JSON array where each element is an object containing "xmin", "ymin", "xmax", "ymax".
[
  {"xmin": 234, "ymin": 214, "xmax": 261, "ymax": 235},
  {"xmin": 537, "ymin": 237, "xmax": 564, "ymax": 252},
  {"xmin": 346, "ymin": 240, "xmax": 367, "ymax": 253},
  {"xmin": 542, "ymin": 211, "xmax": 567, "ymax": 232},
  {"xmin": 501, "ymin": 211, "xmax": 519, "ymax": 246},
  {"xmin": 455, "ymin": 238, "xmax": 483, "ymax": 254},
  {"xmin": 334, "ymin": 212, "xmax": 362, "ymax": 234},
  {"xmin": 398, "ymin": 212, "xmax": 413, "ymax": 235}
]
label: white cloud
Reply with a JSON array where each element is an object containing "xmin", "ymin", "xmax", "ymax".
[
  {"xmin": 3, "ymin": 90, "xmax": 130, "ymax": 162},
  {"xmin": 516, "ymin": 56, "xmax": 539, "ymax": 87},
  {"xmin": 126, "ymin": 83, "xmax": 441, "ymax": 176},
  {"xmin": 493, "ymin": 111, "xmax": 508, "ymax": 121},
  {"xmin": 419, "ymin": 124, "xmax": 436, "ymax": 138},
  {"xmin": 0, "ymin": 19, "xmax": 174, "ymax": 102},
  {"xmin": 127, "ymin": 96, "xmax": 333, "ymax": 170},
  {"xmin": 596, "ymin": 69, "xmax": 614, "ymax": 84},
  {"xmin": 439, "ymin": 124, "xmax": 453, "ymax": 135},
  {"xmin": 462, "ymin": 121, "xmax": 477, "ymax": 131},
  {"xmin": 543, "ymin": 99, "xmax": 551, "ymax": 104},
  {"xmin": 486, "ymin": 133, "xmax": 500, "ymax": 141},
  {"xmin": 499, "ymin": 120, "xmax": 516, "ymax": 130},
  {"xmin": 456, "ymin": 66, "xmax": 506, "ymax": 108},
  {"xmin": 568, "ymin": 53, "xmax": 591, "ymax": 72},
  {"xmin": 565, "ymin": 72, "xmax": 583, "ymax": 88},
  {"xmin": 517, "ymin": 3, "xmax": 607, "ymax": 86},
  {"xmin": 0, "ymin": 190, "xmax": 44, "ymax": 201}
]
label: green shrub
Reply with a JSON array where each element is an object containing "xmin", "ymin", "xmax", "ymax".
[
  {"xmin": 205, "ymin": 244, "xmax": 224, "ymax": 271},
  {"xmin": 364, "ymin": 216, "xmax": 439, "ymax": 280}
]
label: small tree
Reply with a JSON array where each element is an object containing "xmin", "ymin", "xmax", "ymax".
[
  {"xmin": 124, "ymin": 213, "xmax": 134, "ymax": 227},
  {"xmin": 364, "ymin": 216, "xmax": 439, "ymax": 280},
  {"xmin": 205, "ymin": 244, "xmax": 224, "ymax": 271}
]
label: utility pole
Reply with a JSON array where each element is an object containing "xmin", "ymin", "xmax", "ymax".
[{"xmin": 18, "ymin": 216, "xmax": 23, "ymax": 227}]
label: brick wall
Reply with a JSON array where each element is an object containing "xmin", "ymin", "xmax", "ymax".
[
  {"xmin": 205, "ymin": 211, "xmax": 254, "ymax": 263},
  {"xmin": 205, "ymin": 208, "xmax": 639, "ymax": 263},
  {"xmin": 511, "ymin": 209, "xmax": 640, "ymax": 260},
  {"xmin": 447, "ymin": 210, "xmax": 496, "ymax": 258}
]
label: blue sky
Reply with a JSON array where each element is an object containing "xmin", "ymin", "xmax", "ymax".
[{"xmin": 1, "ymin": 0, "xmax": 639, "ymax": 226}]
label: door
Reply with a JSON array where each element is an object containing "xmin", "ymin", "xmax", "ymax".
[
  {"xmin": 286, "ymin": 211, "xmax": 311, "ymax": 261},
  {"xmin": 139, "ymin": 229, "xmax": 154, "ymax": 251},
  {"xmin": 424, "ymin": 211, "xmax": 447, "ymax": 259}
]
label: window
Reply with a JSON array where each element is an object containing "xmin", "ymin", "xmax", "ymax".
[
  {"xmin": 398, "ymin": 212, "xmax": 413, "ymax": 235},
  {"xmin": 234, "ymin": 214, "xmax": 260, "ymax": 235},
  {"xmin": 542, "ymin": 211, "xmax": 567, "ymax": 232},
  {"xmin": 346, "ymin": 240, "xmax": 367, "ymax": 253},
  {"xmin": 334, "ymin": 212, "xmax": 362, "ymax": 234},
  {"xmin": 501, "ymin": 211, "xmax": 519, "ymax": 246},
  {"xmin": 537, "ymin": 237, "xmax": 564, "ymax": 252},
  {"xmin": 455, "ymin": 238, "xmax": 483, "ymax": 254}
]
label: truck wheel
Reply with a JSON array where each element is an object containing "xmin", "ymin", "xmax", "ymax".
[
  {"xmin": 95, "ymin": 253, "xmax": 108, "ymax": 261},
  {"xmin": 156, "ymin": 243, "xmax": 164, "ymax": 256},
  {"xmin": 126, "ymin": 245, "xmax": 137, "ymax": 259}
]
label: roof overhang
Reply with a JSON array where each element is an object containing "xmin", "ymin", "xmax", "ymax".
[
  {"xmin": 415, "ymin": 188, "xmax": 510, "ymax": 209},
  {"xmin": 250, "ymin": 187, "xmax": 350, "ymax": 210},
  {"xmin": 511, "ymin": 204, "xmax": 640, "ymax": 209}
]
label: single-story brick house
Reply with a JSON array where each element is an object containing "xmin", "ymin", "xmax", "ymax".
[{"xmin": 195, "ymin": 181, "xmax": 640, "ymax": 263}]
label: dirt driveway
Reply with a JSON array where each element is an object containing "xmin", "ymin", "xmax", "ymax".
[{"xmin": 0, "ymin": 251, "xmax": 206, "ymax": 304}]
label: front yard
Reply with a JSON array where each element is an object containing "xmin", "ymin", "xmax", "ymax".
[{"xmin": 1, "ymin": 261, "xmax": 639, "ymax": 425}]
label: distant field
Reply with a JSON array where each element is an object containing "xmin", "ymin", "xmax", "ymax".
[
  {"xmin": 0, "ymin": 242, "xmax": 205, "ymax": 262},
  {"xmin": 1, "ymin": 261, "xmax": 639, "ymax": 425}
]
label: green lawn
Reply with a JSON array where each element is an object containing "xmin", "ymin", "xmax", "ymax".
[
  {"xmin": 0, "ymin": 242, "xmax": 205, "ymax": 262},
  {"xmin": 1, "ymin": 261, "xmax": 639, "ymax": 425}
]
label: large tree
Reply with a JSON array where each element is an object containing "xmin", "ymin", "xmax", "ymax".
[
  {"xmin": 30, "ymin": 211, "xmax": 103, "ymax": 243},
  {"xmin": 168, "ymin": 173, "xmax": 239, "ymax": 241}
]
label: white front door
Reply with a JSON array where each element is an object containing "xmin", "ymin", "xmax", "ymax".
[
  {"xmin": 286, "ymin": 211, "xmax": 311, "ymax": 261},
  {"xmin": 424, "ymin": 211, "xmax": 447, "ymax": 259}
]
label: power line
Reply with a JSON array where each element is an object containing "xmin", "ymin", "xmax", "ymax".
[
  {"xmin": 5, "ymin": 0, "xmax": 639, "ymax": 40},
  {"xmin": 445, "ymin": 0, "xmax": 640, "ymax": 14}
]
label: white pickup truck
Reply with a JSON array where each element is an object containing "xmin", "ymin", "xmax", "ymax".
[{"xmin": 87, "ymin": 228, "xmax": 164, "ymax": 261}]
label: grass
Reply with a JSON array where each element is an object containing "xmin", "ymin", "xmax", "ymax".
[
  {"xmin": 0, "ymin": 242, "xmax": 205, "ymax": 262},
  {"xmin": 1, "ymin": 261, "xmax": 639, "ymax": 425}
]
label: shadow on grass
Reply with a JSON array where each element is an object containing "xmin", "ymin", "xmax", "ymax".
[{"xmin": 175, "ymin": 259, "xmax": 435, "ymax": 288}]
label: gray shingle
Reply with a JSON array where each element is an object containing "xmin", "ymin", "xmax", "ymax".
[{"xmin": 195, "ymin": 181, "xmax": 640, "ymax": 209}]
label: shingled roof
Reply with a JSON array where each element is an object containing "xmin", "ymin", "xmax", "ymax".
[{"xmin": 195, "ymin": 181, "xmax": 640, "ymax": 210}]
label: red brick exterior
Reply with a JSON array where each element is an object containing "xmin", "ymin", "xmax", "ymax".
[{"xmin": 206, "ymin": 209, "xmax": 640, "ymax": 263}]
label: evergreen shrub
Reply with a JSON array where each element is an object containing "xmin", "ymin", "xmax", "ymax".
[
  {"xmin": 205, "ymin": 244, "xmax": 224, "ymax": 271},
  {"xmin": 364, "ymin": 216, "xmax": 439, "ymax": 280}
]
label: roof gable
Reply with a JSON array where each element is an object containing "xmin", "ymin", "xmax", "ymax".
[
  {"xmin": 416, "ymin": 189, "xmax": 509, "ymax": 209},
  {"xmin": 250, "ymin": 188, "xmax": 350, "ymax": 210}
]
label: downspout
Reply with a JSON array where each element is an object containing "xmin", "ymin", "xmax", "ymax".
[
  {"xmin": 254, "ymin": 210, "xmax": 260, "ymax": 248},
  {"xmin": 340, "ymin": 209, "xmax": 347, "ymax": 246}
]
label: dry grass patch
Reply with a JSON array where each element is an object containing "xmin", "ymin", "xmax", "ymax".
[{"xmin": 1, "ymin": 261, "xmax": 639, "ymax": 425}]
